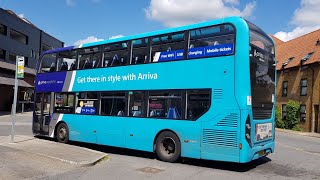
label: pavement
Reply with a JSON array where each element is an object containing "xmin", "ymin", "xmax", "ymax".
[
  {"xmin": 0, "ymin": 135, "xmax": 108, "ymax": 167},
  {"xmin": 276, "ymin": 128, "xmax": 320, "ymax": 138},
  {"xmin": 0, "ymin": 112, "xmax": 320, "ymax": 179}
]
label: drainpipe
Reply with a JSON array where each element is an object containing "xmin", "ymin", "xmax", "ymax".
[{"xmin": 310, "ymin": 65, "xmax": 315, "ymax": 132}]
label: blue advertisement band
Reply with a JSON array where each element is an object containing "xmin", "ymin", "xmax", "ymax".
[{"xmin": 35, "ymin": 72, "xmax": 67, "ymax": 92}]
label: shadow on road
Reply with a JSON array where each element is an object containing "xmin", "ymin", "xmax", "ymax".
[{"xmin": 36, "ymin": 136, "xmax": 271, "ymax": 172}]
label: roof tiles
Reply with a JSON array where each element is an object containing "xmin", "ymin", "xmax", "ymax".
[{"xmin": 272, "ymin": 29, "xmax": 320, "ymax": 70}]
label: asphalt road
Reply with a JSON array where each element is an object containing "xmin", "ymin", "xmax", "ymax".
[{"xmin": 0, "ymin": 113, "xmax": 319, "ymax": 180}]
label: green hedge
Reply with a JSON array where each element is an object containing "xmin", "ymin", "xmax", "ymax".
[
  {"xmin": 275, "ymin": 106, "xmax": 285, "ymax": 128},
  {"xmin": 284, "ymin": 100, "xmax": 301, "ymax": 131}
]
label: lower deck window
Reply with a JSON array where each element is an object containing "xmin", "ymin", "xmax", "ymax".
[
  {"xmin": 186, "ymin": 90, "xmax": 211, "ymax": 120},
  {"xmin": 54, "ymin": 93, "xmax": 74, "ymax": 114},
  {"xmin": 76, "ymin": 92, "xmax": 98, "ymax": 115},
  {"xmin": 101, "ymin": 92, "xmax": 126, "ymax": 116},
  {"xmin": 148, "ymin": 91, "xmax": 182, "ymax": 119}
]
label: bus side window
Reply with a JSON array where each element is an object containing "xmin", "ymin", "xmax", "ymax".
[
  {"xmin": 54, "ymin": 93, "xmax": 75, "ymax": 114},
  {"xmin": 151, "ymin": 33, "xmax": 185, "ymax": 63},
  {"xmin": 186, "ymin": 90, "xmax": 211, "ymax": 120},
  {"xmin": 100, "ymin": 92, "xmax": 127, "ymax": 116},
  {"xmin": 129, "ymin": 91, "xmax": 145, "ymax": 117},
  {"xmin": 104, "ymin": 42, "xmax": 129, "ymax": 67},
  {"xmin": 40, "ymin": 53, "xmax": 57, "ymax": 73},
  {"xmin": 188, "ymin": 25, "xmax": 235, "ymax": 58},
  {"xmin": 132, "ymin": 38, "xmax": 149, "ymax": 65},
  {"xmin": 148, "ymin": 91, "xmax": 183, "ymax": 119},
  {"xmin": 78, "ymin": 46, "xmax": 102, "ymax": 69},
  {"xmin": 75, "ymin": 92, "xmax": 98, "ymax": 115},
  {"xmin": 57, "ymin": 50, "xmax": 77, "ymax": 71}
]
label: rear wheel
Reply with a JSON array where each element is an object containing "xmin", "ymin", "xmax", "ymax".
[
  {"xmin": 155, "ymin": 131, "xmax": 181, "ymax": 163},
  {"xmin": 56, "ymin": 123, "xmax": 69, "ymax": 143}
]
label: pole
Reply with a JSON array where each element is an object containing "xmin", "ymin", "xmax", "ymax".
[{"xmin": 11, "ymin": 57, "xmax": 18, "ymax": 143}]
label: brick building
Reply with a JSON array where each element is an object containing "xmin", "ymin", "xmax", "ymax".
[
  {"xmin": 0, "ymin": 8, "xmax": 64, "ymax": 111},
  {"xmin": 274, "ymin": 29, "xmax": 320, "ymax": 133}
]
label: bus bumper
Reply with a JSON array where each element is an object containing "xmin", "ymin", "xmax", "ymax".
[{"xmin": 240, "ymin": 140, "xmax": 274, "ymax": 163}]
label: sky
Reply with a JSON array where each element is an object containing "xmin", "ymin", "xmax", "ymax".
[{"xmin": 0, "ymin": 0, "xmax": 319, "ymax": 46}]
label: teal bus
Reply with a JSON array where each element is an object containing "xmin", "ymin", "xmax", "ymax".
[{"xmin": 33, "ymin": 16, "xmax": 276, "ymax": 163}]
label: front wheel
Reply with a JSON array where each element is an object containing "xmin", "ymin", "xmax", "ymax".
[
  {"xmin": 56, "ymin": 123, "xmax": 69, "ymax": 143},
  {"xmin": 155, "ymin": 131, "xmax": 181, "ymax": 163}
]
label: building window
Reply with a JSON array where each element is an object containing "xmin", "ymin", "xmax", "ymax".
[
  {"xmin": 300, "ymin": 105, "xmax": 306, "ymax": 122},
  {"xmin": 0, "ymin": 48, "xmax": 6, "ymax": 60},
  {"xmin": 54, "ymin": 93, "xmax": 75, "ymax": 114},
  {"xmin": 282, "ymin": 104, "xmax": 286, "ymax": 120},
  {"xmin": 42, "ymin": 44, "xmax": 53, "ymax": 52},
  {"xmin": 10, "ymin": 29, "xmax": 28, "ymax": 44},
  {"xmin": 0, "ymin": 23, "xmax": 7, "ymax": 35},
  {"xmin": 300, "ymin": 79, "xmax": 307, "ymax": 96},
  {"xmin": 282, "ymin": 57, "xmax": 294, "ymax": 68},
  {"xmin": 282, "ymin": 81, "xmax": 288, "ymax": 97},
  {"xmin": 301, "ymin": 52, "xmax": 314, "ymax": 63},
  {"xmin": 8, "ymin": 53, "xmax": 27, "ymax": 66}
]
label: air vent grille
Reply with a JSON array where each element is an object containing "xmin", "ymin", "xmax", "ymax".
[
  {"xmin": 203, "ymin": 129, "xmax": 237, "ymax": 148},
  {"xmin": 216, "ymin": 113, "xmax": 238, "ymax": 128},
  {"xmin": 213, "ymin": 89, "xmax": 223, "ymax": 99}
]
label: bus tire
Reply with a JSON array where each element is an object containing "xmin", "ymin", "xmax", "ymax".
[
  {"xmin": 155, "ymin": 131, "xmax": 181, "ymax": 163},
  {"xmin": 56, "ymin": 123, "xmax": 69, "ymax": 143}
]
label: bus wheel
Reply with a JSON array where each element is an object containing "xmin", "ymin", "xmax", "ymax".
[
  {"xmin": 155, "ymin": 131, "xmax": 181, "ymax": 163},
  {"xmin": 56, "ymin": 123, "xmax": 69, "ymax": 143}
]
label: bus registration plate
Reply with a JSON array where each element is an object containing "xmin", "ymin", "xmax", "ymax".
[{"xmin": 255, "ymin": 123, "xmax": 272, "ymax": 141}]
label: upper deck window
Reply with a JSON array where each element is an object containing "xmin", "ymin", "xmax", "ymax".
[
  {"xmin": 132, "ymin": 38, "xmax": 149, "ymax": 65},
  {"xmin": 104, "ymin": 42, "xmax": 129, "ymax": 67},
  {"xmin": 40, "ymin": 53, "xmax": 57, "ymax": 73},
  {"xmin": 57, "ymin": 50, "xmax": 77, "ymax": 71},
  {"xmin": 151, "ymin": 33, "xmax": 185, "ymax": 62},
  {"xmin": 78, "ymin": 46, "xmax": 102, "ymax": 69},
  {"xmin": 188, "ymin": 25, "xmax": 235, "ymax": 59}
]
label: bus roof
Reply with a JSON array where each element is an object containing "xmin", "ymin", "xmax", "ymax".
[{"xmin": 42, "ymin": 16, "xmax": 245, "ymax": 56}]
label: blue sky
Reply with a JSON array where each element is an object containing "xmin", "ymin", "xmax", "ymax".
[{"xmin": 1, "ymin": 0, "xmax": 319, "ymax": 46}]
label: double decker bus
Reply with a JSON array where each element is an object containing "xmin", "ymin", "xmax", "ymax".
[{"xmin": 33, "ymin": 16, "xmax": 276, "ymax": 163}]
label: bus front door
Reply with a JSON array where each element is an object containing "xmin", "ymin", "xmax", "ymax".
[{"xmin": 33, "ymin": 93, "xmax": 51, "ymax": 135}]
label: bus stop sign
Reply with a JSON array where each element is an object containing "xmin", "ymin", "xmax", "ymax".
[{"xmin": 17, "ymin": 56, "xmax": 24, "ymax": 79}]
